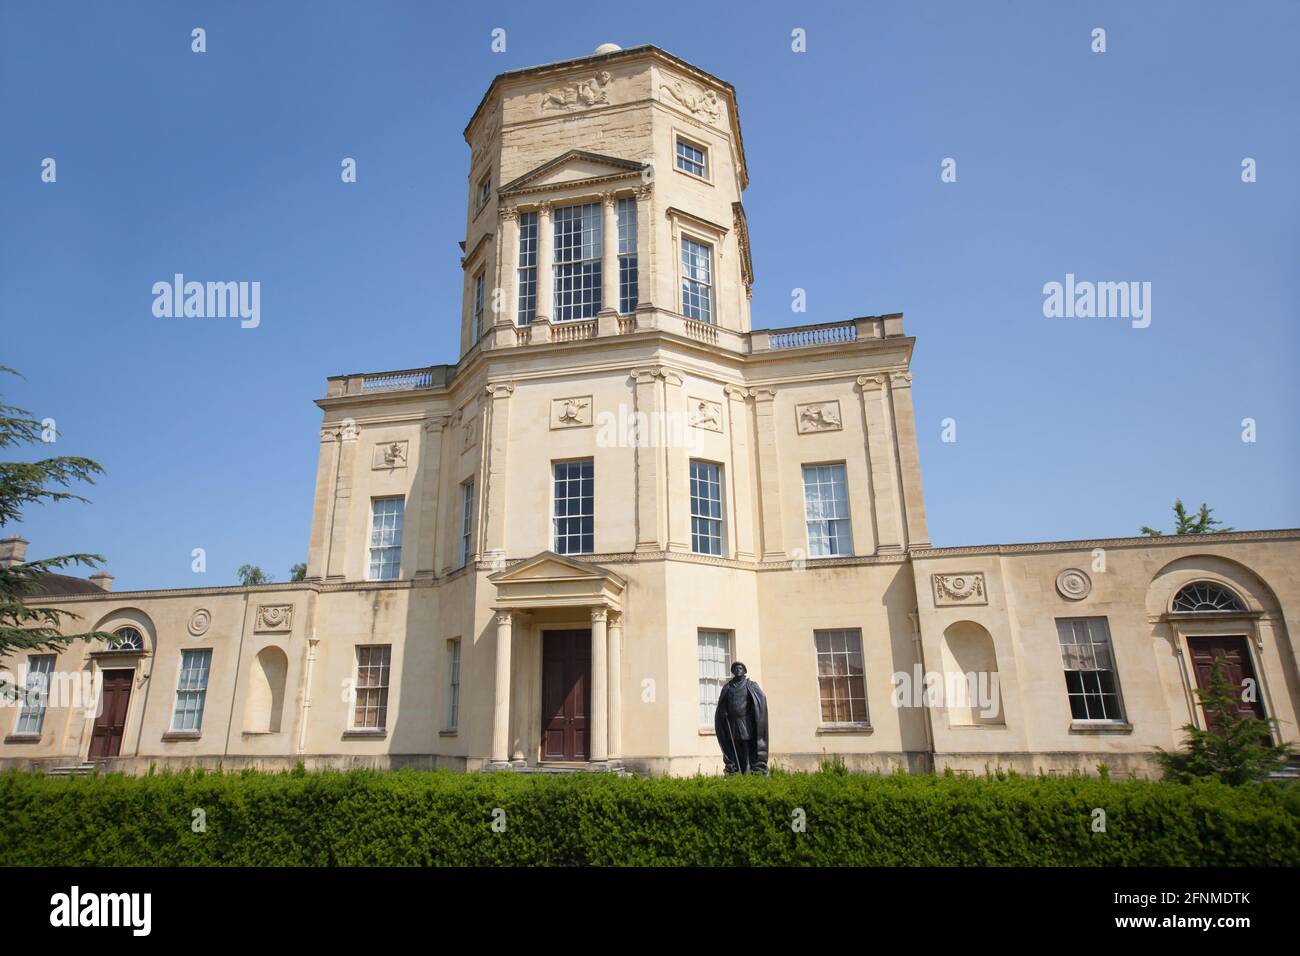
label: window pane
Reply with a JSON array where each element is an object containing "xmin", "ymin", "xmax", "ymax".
[
  {"xmin": 689, "ymin": 459, "xmax": 724, "ymax": 556},
  {"xmin": 552, "ymin": 460, "xmax": 594, "ymax": 554},
  {"xmin": 553, "ymin": 203, "xmax": 602, "ymax": 321},
  {"xmin": 803, "ymin": 464, "xmax": 853, "ymax": 557},
  {"xmin": 814, "ymin": 629, "xmax": 868, "ymax": 725}
]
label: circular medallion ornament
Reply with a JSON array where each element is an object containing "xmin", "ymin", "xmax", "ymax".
[
  {"xmin": 187, "ymin": 608, "xmax": 212, "ymax": 637},
  {"xmin": 1056, "ymin": 569, "xmax": 1092, "ymax": 601}
]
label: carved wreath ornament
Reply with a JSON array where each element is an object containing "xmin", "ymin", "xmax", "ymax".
[{"xmin": 932, "ymin": 572, "xmax": 988, "ymax": 606}]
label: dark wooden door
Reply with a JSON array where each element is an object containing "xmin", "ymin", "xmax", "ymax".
[
  {"xmin": 542, "ymin": 629, "xmax": 590, "ymax": 761},
  {"xmin": 89, "ymin": 669, "xmax": 133, "ymax": 758},
  {"xmin": 1187, "ymin": 636, "xmax": 1267, "ymax": 730}
]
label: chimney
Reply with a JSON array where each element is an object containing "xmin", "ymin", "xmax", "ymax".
[
  {"xmin": 0, "ymin": 535, "xmax": 29, "ymax": 570},
  {"xmin": 89, "ymin": 571, "xmax": 115, "ymax": 592}
]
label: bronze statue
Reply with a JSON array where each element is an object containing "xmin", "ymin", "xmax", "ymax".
[{"xmin": 714, "ymin": 661, "xmax": 769, "ymax": 775}]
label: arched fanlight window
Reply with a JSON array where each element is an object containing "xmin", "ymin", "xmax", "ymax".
[
  {"xmin": 110, "ymin": 626, "xmax": 145, "ymax": 650},
  {"xmin": 1172, "ymin": 581, "xmax": 1246, "ymax": 613}
]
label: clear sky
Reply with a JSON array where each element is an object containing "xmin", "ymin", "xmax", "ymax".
[{"xmin": 2, "ymin": 1, "xmax": 1296, "ymax": 590}]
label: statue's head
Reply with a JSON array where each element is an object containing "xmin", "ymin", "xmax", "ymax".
[{"xmin": 731, "ymin": 661, "xmax": 747, "ymax": 679}]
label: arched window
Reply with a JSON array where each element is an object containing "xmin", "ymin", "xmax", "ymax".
[
  {"xmin": 1172, "ymin": 581, "xmax": 1246, "ymax": 613},
  {"xmin": 110, "ymin": 626, "xmax": 145, "ymax": 650}
]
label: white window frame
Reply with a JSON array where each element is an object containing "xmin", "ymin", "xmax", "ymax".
[
  {"xmin": 552, "ymin": 458, "xmax": 594, "ymax": 555},
  {"xmin": 689, "ymin": 459, "xmax": 724, "ymax": 556},
  {"xmin": 802, "ymin": 463, "xmax": 854, "ymax": 558},
  {"xmin": 516, "ymin": 210, "xmax": 538, "ymax": 325},
  {"xmin": 351, "ymin": 644, "xmax": 392, "ymax": 731},
  {"xmin": 445, "ymin": 638, "xmax": 461, "ymax": 732},
  {"xmin": 616, "ymin": 196, "xmax": 638, "ymax": 315},
  {"xmin": 459, "ymin": 480, "xmax": 474, "ymax": 569},
  {"xmin": 477, "ymin": 171, "xmax": 491, "ymax": 211},
  {"xmin": 697, "ymin": 629, "xmax": 733, "ymax": 728},
  {"xmin": 13, "ymin": 654, "xmax": 56, "ymax": 736},
  {"xmin": 472, "ymin": 269, "xmax": 486, "ymax": 340},
  {"xmin": 814, "ymin": 629, "xmax": 870, "ymax": 727},
  {"xmin": 680, "ymin": 234, "xmax": 714, "ymax": 324},
  {"xmin": 552, "ymin": 201, "xmax": 603, "ymax": 322},
  {"xmin": 368, "ymin": 496, "xmax": 405, "ymax": 581},
  {"xmin": 675, "ymin": 136, "xmax": 709, "ymax": 179},
  {"xmin": 170, "ymin": 648, "xmax": 212, "ymax": 733},
  {"xmin": 1056, "ymin": 618, "xmax": 1127, "ymax": 723}
]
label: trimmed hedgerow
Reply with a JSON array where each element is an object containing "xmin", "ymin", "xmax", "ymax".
[{"xmin": 0, "ymin": 768, "xmax": 1295, "ymax": 866}]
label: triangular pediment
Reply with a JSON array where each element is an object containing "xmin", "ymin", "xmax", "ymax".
[
  {"xmin": 499, "ymin": 150, "xmax": 647, "ymax": 198},
  {"xmin": 489, "ymin": 550, "xmax": 623, "ymax": 584}
]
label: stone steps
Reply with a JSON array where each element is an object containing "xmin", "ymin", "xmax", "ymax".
[{"xmin": 45, "ymin": 762, "xmax": 103, "ymax": 777}]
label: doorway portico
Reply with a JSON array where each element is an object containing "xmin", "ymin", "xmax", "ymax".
[{"xmin": 487, "ymin": 552, "xmax": 626, "ymax": 768}]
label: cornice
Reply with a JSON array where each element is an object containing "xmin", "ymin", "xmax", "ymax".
[{"xmin": 911, "ymin": 529, "xmax": 1300, "ymax": 559}]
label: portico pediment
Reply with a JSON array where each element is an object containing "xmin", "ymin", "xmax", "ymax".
[
  {"xmin": 498, "ymin": 150, "xmax": 648, "ymax": 200},
  {"xmin": 489, "ymin": 550, "xmax": 625, "ymax": 611}
]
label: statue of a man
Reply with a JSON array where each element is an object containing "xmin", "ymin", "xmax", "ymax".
[{"xmin": 714, "ymin": 661, "xmax": 769, "ymax": 776}]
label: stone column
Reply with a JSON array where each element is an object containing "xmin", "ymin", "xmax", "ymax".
[
  {"xmin": 607, "ymin": 612, "xmax": 623, "ymax": 759},
  {"xmin": 491, "ymin": 610, "xmax": 513, "ymax": 765},
  {"xmin": 751, "ymin": 389, "xmax": 785, "ymax": 561},
  {"xmin": 723, "ymin": 385, "xmax": 755, "ymax": 560},
  {"xmin": 662, "ymin": 368, "xmax": 690, "ymax": 553},
  {"xmin": 590, "ymin": 607, "xmax": 609, "ymax": 763},
  {"xmin": 325, "ymin": 420, "xmax": 359, "ymax": 579},
  {"xmin": 599, "ymin": 192, "xmax": 620, "ymax": 329},
  {"xmin": 632, "ymin": 367, "xmax": 665, "ymax": 552},
  {"xmin": 858, "ymin": 375, "xmax": 901, "ymax": 553},
  {"xmin": 634, "ymin": 184, "xmax": 652, "ymax": 314},
  {"xmin": 305, "ymin": 426, "xmax": 341, "ymax": 578},
  {"xmin": 482, "ymin": 383, "xmax": 514, "ymax": 558},
  {"xmin": 889, "ymin": 371, "xmax": 930, "ymax": 549},
  {"xmin": 497, "ymin": 206, "xmax": 519, "ymax": 331},
  {"xmin": 414, "ymin": 416, "xmax": 448, "ymax": 577},
  {"xmin": 535, "ymin": 202, "xmax": 553, "ymax": 324}
]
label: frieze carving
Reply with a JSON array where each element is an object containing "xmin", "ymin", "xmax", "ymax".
[
  {"xmin": 660, "ymin": 78, "xmax": 722, "ymax": 123},
  {"xmin": 372, "ymin": 440, "xmax": 408, "ymax": 470},
  {"xmin": 255, "ymin": 604, "xmax": 294, "ymax": 633},
  {"xmin": 551, "ymin": 396, "xmax": 593, "ymax": 429},
  {"xmin": 796, "ymin": 401, "xmax": 842, "ymax": 434},
  {"xmin": 541, "ymin": 72, "xmax": 612, "ymax": 112},
  {"xmin": 462, "ymin": 416, "xmax": 478, "ymax": 451},
  {"xmin": 932, "ymin": 572, "xmax": 988, "ymax": 607},
  {"xmin": 688, "ymin": 398, "xmax": 723, "ymax": 432}
]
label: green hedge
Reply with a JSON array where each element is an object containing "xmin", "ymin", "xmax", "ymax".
[{"xmin": 1, "ymin": 768, "xmax": 1296, "ymax": 866}]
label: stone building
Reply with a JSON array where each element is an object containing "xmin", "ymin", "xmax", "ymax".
[{"xmin": 2, "ymin": 44, "xmax": 1297, "ymax": 777}]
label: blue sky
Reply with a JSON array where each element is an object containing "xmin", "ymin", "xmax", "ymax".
[{"xmin": 2, "ymin": 1, "xmax": 1296, "ymax": 590}]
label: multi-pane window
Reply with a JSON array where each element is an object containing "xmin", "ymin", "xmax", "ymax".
[
  {"xmin": 472, "ymin": 270, "xmax": 486, "ymax": 340},
  {"xmin": 477, "ymin": 173, "xmax": 491, "ymax": 210},
  {"xmin": 368, "ymin": 497, "xmax": 404, "ymax": 581},
  {"xmin": 697, "ymin": 629, "xmax": 732, "ymax": 727},
  {"xmin": 553, "ymin": 202, "xmax": 602, "ymax": 321},
  {"xmin": 676, "ymin": 138, "xmax": 707, "ymax": 177},
  {"xmin": 552, "ymin": 459, "xmax": 594, "ymax": 555},
  {"xmin": 14, "ymin": 655, "xmax": 55, "ymax": 735},
  {"xmin": 689, "ymin": 460, "xmax": 724, "ymax": 556},
  {"xmin": 1056, "ymin": 618, "xmax": 1124, "ymax": 721},
  {"xmin": 803, "ymin": 464, "xmax": 853, "ymax": 557},
  {"xmin": 680, "ymin": 236, "xmax": 713, "ymax": 323},
  {"xmin": 617, "ymin": 197, "xmax": 638, "ymax": 315},
  {"xmin": 353, "ymin": 645, "xmax": 391, "ymax": 730},
  {"xmin": 459, "ymin": 480, "xmax": 474, "ymax": 569},
  {"xmin": 516, "ymin": 211, "xmax": 538, "ymax": 325},
  {"xmin": 446, "ymin": 639, "xmax": 461, "ymax": 731},
  {"xmin": 171, "ymin": 649, "xmax": 212, "ymax": 732},
  {"xmin": 815, "ymin": 629, "xmax": 868, "ymax": 725}
]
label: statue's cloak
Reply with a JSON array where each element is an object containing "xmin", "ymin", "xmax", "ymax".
[{"xmin": 714, "ymin": 677, "xmax": 769, "ymax": 774}]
